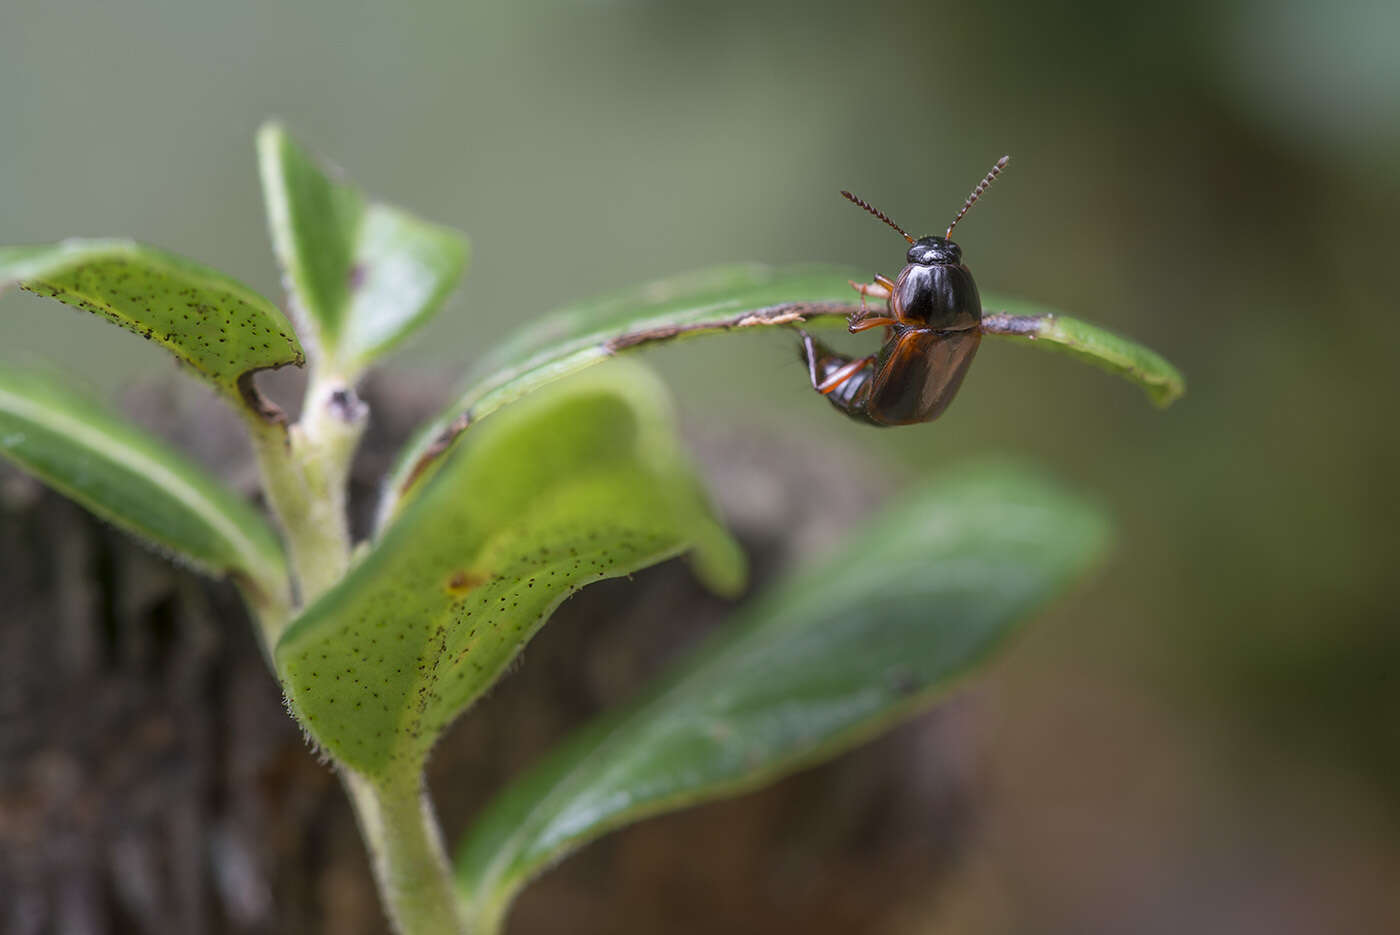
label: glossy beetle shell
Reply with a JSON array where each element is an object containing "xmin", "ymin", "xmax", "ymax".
[
  {"xmin": 892, "ymin": 236, "xmax": 982, "ymax": 332},
  {"xmin": 865, "ymin": 327, "xmax": 981, "ymax": 424}
]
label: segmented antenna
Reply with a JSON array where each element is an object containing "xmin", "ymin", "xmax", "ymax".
[
  {"xmin": 945, "ymin": 155, "xmax": 1010, "ymax": 239},
  {"xmin": 841, "ymin": 190, "xmax": 915, "ymax": 244}
]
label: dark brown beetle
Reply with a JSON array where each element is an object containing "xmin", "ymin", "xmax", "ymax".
[{"xmin": 798, "ymin": 155, "xmax": 1009, "ymax": 426}]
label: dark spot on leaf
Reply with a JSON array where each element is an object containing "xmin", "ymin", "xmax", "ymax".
[{"xmin": 446, "ymin": 569, "xmax": 488, "ymax": 595}]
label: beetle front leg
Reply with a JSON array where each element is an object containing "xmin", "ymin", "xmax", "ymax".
[{"xmin": 848, "ymin": 275, "xmax": 894, "ymax": 315}]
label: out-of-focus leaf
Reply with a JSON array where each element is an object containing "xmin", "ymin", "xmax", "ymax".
[
  {"xmin": 453, "ymin": 465, "xmax": 1109, "ymax": 932},
  {"xmin": 981, "ymin": 306, "xmax": 1185, "ymax": 407},
  {"xmin": 0, "ymin": 368, "xmax": 287, "ymax": 600},
  {"xmin": 257, "ymin": 123, "xmax": 468, "ymax": 375},
  {"xmin": 378, "ymin": 264, "xmax": 862, "ymax": 521},
  {"xmin": 276, "ymin": 361, "xmax": 743, "ymax": 782},
  {"xmin": 0, "ymin": 240, "xmax": 303, "ymax": 415}
]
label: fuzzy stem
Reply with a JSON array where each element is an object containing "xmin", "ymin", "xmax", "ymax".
[
  {"xmin": 344, "ymin": 770, "xmax": 467, "ymax": 935},
  {"xmin": 289, "ymin": 372, "xmax": 366, "ymax": 597},
  {"xmin": 247, "ymin": 365, "xmax": 468, "ymax": 933},
  {"xmin": 236, "ymin": 576, "xmax": 294, "ymax": 667},
  {"xmin": 247, "ymin": 372, "xmax": 366, "ymax": 614}
]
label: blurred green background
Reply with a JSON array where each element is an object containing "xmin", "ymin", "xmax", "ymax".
[{"xmin": 3, "ymin": 0, "xmax": 1397, "ymax": 931}]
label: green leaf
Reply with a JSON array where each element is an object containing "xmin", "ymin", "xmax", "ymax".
[
  {"xmin": 0, "ymin": 240, "xmax": 304, "ymax": 415},
  {"xmin": 276, "ymin": 361, "xmax": 743, "ymax": 781},
  {"xmin": 453, "ymin": 464, "xmax": 1109, "ymax": 930},
  {"xmin": 981, "ymin": 306, "xmax": 1186, "ymax": 407},
  {"xmin": 378, "ymin": 265, "xmax": 1183, "ymax": 523},
  {"xmin": 257, "ymin": 122, "xmax": 469, "ymax": 375},
  {"xmin": 0, "ymin": 368, "xmax": 287, "ymax": 601},
  {"xmin": 379, "ymin": 263, "xmax": 863, "ymax": 519}
]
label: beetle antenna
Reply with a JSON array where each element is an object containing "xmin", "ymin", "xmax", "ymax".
[
  {"xmin": 841, "ymin": 190, "xmax": 915, "ymax": 244},
  {"xmin": 945, "ymin": 155, "xmax": 1010, "ymax": 239}
]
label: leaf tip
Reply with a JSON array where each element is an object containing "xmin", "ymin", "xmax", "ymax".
[
  {"xmin": 1149, "ymin": 371, "xmax": 1187, "ymax": 409},
  {"xmin": 690, "ymin": 528, "xmax": 748, "ymax": 599},
  {"xmin": 255, "ymin": 119, "xmax": 289, "ymax": 153}
]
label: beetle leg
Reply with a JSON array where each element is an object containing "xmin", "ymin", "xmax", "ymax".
[
  {"xmin": 797, "ymin": 328, "xmax": 874, "ymax": 394},
  {"xmin": 797, "ymin": 330, "xmax": 873, "ymax": 393},
  {"xmin": 848, "ymin": 315, "xmax": 898, "ymax": 334},
  {"xmin": 849, "ymin": 276, "xmax": 895, "ymax": 300},
  {"xmin": 818, "ymin": 355, "xmax": 875, "ymax": 395},
  {"xmin": 798, "ymin": 329, "xmax": 821, "ymax": 387},
  {"xmin": 849, "ymin": 277, "xmax": 893, "ymax": 314},
  {"xmin": 796, "ymin": 329, "xmax": 882, "ymax": 425}
]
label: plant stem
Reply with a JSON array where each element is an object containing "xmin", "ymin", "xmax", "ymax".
[
  {"xmin": 291, "ymin": 373, "xmax": 366, "ymax": 595},
  {"xmin": 344, "ymin": 769, "xmax": 467, "ymax": 935},
  {"xmin": 238, "ymin": 577, "xmax": 294, "ymax": 667},
  {"xmin": 249, "ymin": 366, "xmax": 468, "ymax": 933},
  {"xmin": 248, "ymin": 373, "xmax": 366, "ymax": 613}
]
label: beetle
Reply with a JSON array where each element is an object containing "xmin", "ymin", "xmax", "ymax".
[{"xmin": 798, "ymin": 155, "xmax": 1009, "ymax": 426}]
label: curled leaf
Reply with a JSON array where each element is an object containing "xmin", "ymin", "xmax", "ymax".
[
  {"xmin": 0, "ymin": 240, "xmax": 303, "ymax": 418},
  {"xmin": 379, "ymin": 264, "xmax": 861, "ymax": 522},
  {"xmin": 277, "ymin": 361, "xmax": 743, "ymax": 781},
  {"xmin": 981, "ymin": 306, "xmax": 1185, "ymax": 407},
  {"xmin": 379, "ymin": 267, "xmax": 1184, "ymax": 524}
]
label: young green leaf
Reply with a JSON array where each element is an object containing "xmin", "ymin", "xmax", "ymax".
[
  {"xmin": 0, "ymin": 241, "xmax": 303, "ymax": 417},
  {"xmin": 453, "ymin": 464, "xmax": 1109, "ymax": 931},
  {"xmin": 981, "ymin": 306, "xmax": 1185, "ymax": 407},
  {"xmin": 257, "ymin": 123, "xmax": 469, "ymax": 376},
  {"xmin": 0, "ymin": 368, "xmax": 287, "ymax": 603},
  {"xmin": 276, "ymin": 361, "xmax": 743, "ymax": 782},
  {"xmin": 378, "ymin": 265, "xmax": 1183, "ymax": 522}
]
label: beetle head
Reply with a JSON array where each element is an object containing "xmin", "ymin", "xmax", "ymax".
[{"xmin": 907, "ymin": 236, "xmax": 962, "ymax": 266}]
